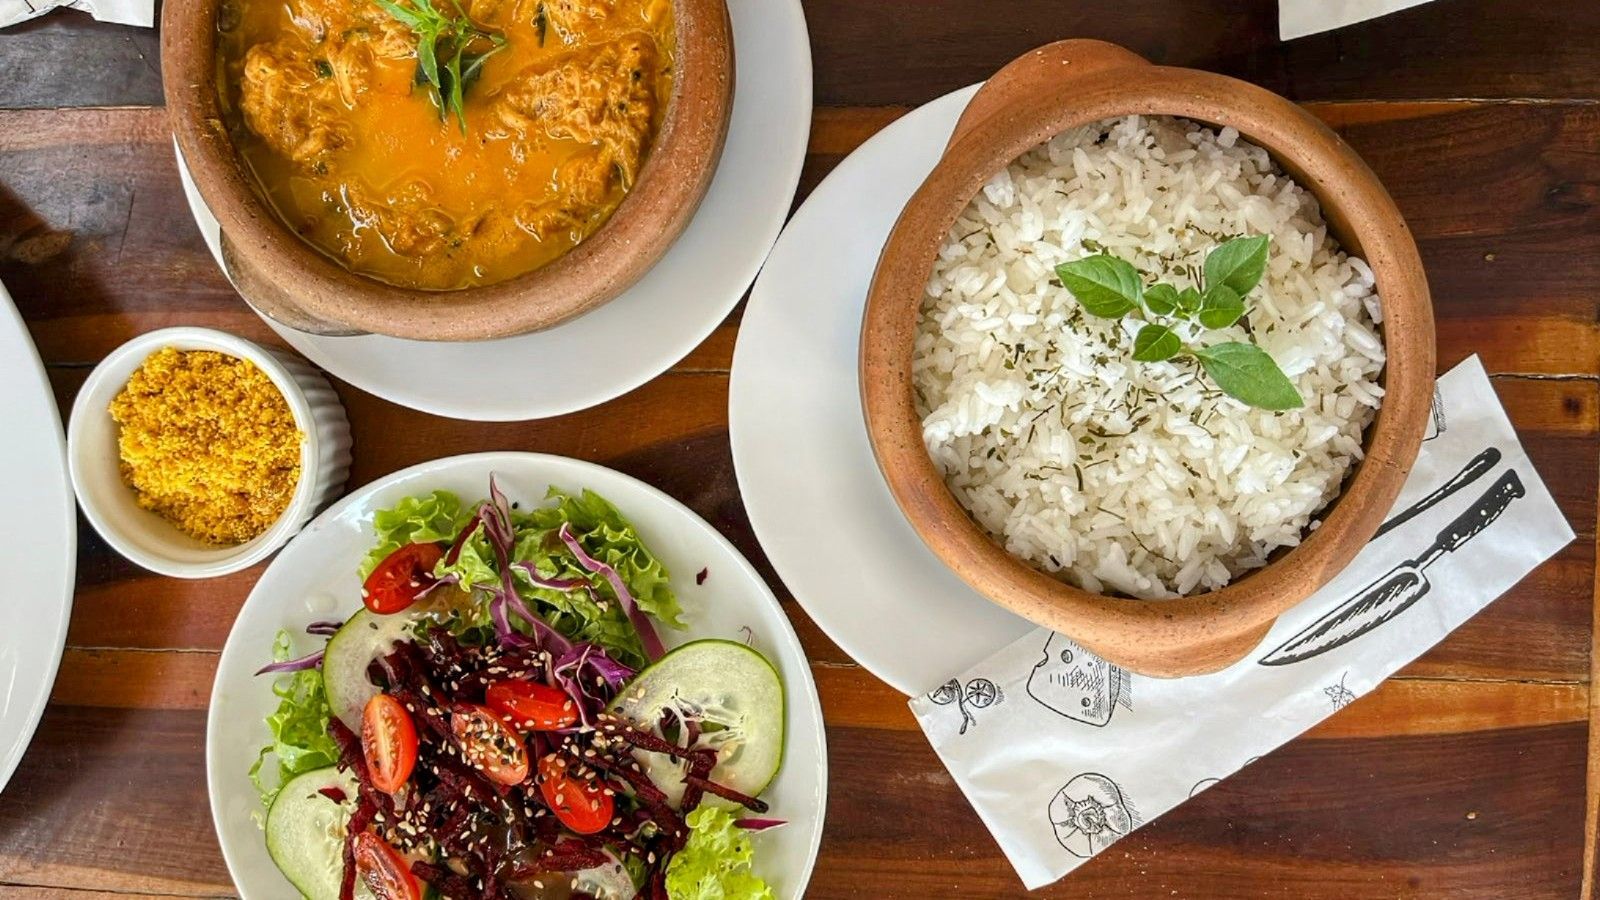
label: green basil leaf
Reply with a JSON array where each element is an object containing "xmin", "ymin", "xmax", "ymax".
[
  {"xmin": 373, "ymin": 0, "xmax": 426, "ymax": 29},
  {"xmin": 417, "ymin": 30, "xmax": 442, "ymax": 91},
  {"xmin": 1054, "ymin": 255, "xmax": 1142, "ymax": 318},
  {"xmin": 1193, "ymin": 342, "xmax": 1304, "ymax": 410},
  {"xmin": 1197, "ymin": 283, "xmax": 1245, "ymax": 329},
  {"xmin": 1204, "ymin": 235, "xmax": 1270, "ymax": 296},
  {"xmin": 446, "ymin": 46, "xmax": 467, "ymax": 133},
  {"xmin": 1143, "ymin": 283, "xmax": 1179, "ymax": 316},
  {"xmin": 1131, "ymin": 323, "xmax": 1183, "ymax": 362},
  {"xmin": 1177, "ymin": 286, "xmax": 1203, "ymax": 316}
]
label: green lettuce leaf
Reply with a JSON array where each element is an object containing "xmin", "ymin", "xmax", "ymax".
[
  {"xmin": 664, "ymin": 806, "xmax": 774, "ymax": 900},
  {"xmin": 524, "ymin": 487, "xmax": 685, "ymax": 626},
  {"xmin": 438, "ymin": 523, "xmax": 497, "ymax": 591},
  {"xmin": 395, "ymin": 485, "xmax": 684, "ymax": 670},
  {"xmin": 248, "ymin": 631, "xmax": 341, "ymax": 808},
  {"xmin": 359, "ymin": 490, "xmax": 472, "ymax": 579}
]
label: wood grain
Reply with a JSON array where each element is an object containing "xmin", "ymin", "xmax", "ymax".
[
  {"xmin": 803, "ymin": 0, "xmax": 1600, "ymax": 107},
  {"xmin": 8, "ymin": 0, "xmax": 1599, "ymax": 110}
]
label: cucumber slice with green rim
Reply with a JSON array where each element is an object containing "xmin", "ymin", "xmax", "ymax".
[
  {"xmin": 265, "ymin": 766, "xmax": 359, "ymax": 900},
  {"xmin": 323, "ymin": 605, "xmax": 433, "ymax": 731},
  {"xmin": 605, "ymin": 639, "xmax": 784, "ymax": 808}
]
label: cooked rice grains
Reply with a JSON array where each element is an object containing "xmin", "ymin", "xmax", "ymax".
[
  {"xmin": 110, "ymin": 347, "xmax": 303, "ymax": 544},
  {"xmin": 915, "ymin": 115, "xmax": 1385, "ymax": 599}
]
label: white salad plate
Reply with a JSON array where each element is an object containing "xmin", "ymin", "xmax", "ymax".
[
  {"xmin": 176, "ymin": 0, "xmax": 812, "ymax": 422},
  {"xmin": 0, "ymin": 278, "xmax": 76, "ymax": 794},
  {"xmin": 206, "ymin": 452, "xmax": 826, "ymax": 898},
  {"xmin": 729, "ymin": 84, "xmax": 1037, "ymax": 697}
]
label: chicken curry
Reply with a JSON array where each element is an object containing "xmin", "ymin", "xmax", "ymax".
[{"xmin": 217, "ymin": 0, "xmax": 674, "ymax": 290}]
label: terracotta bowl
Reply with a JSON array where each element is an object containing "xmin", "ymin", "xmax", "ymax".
[
  {"xmin": 860, "ymin": 40, "xmax": 1436, "ymax": 677},
  {"xmin": 162, "ymin": 0, "xmax": 733, "ymax": 341}
]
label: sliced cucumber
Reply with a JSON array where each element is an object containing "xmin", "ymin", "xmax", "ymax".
[
  {"xmin": 323, "ymin": 608, "xmax": 416, "ymax": 731},
  {"xmin": 265, "ymin": 766, "xmax": 359, "ymax": 900},
  {"xmin": 323, "ymin": 601, "xmax": 439, "ymax": 731},
  {"xmin": 606, "ymin": 639, "xmax": 784, "ymax": 808}
]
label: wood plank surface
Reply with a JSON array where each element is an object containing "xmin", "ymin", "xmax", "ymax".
[
  {"xmin": 1, "ymin": 0, "xmax": 1597, "ymax": 897},
  {"xmin": 7, "ymin": 0, "xmax": 1600, "ymax": 109}
]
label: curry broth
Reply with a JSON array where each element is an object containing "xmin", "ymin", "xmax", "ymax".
[{"xmin": 217, "ymin": 0, "xmax": 675, "ymax": 290}]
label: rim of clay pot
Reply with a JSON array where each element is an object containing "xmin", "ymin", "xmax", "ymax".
[
  {"xmin": 162, "ymin": 0, "xmax": 733, "ymax": 342},
  {"xmin": 859, "ymin": 40, "xmax": 1436, "ymax": 677}
]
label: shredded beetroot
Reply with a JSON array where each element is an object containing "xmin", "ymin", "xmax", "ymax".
[
  {"xmin": 508, "ymin": 841, "xmax": 611, "ymax": 875},
  {"xmin": 339, "ymin": 791, "xmax": 377, "ymax": 900},
  {"xmin": 678, "ymin": 748, "xmax": 717, "ymax": 812},
  {"xmin": 596, "ymin": 715, "xmax": 693, "ymax": 760},
  {"xmin": 682, "ymin": 774, "xmax": 769, "ymax": 813},
  {"xmin": 325, "ymin": 618, "xmax": 770, "ymax": 897},
  {"xmin": 317, "ymin": 786, "xmax": 347, "ymax": 804},
  {"xmin": 410, "ymin": 861, "xmax": 476, "ymax": 899},
  {"xmin": 327, "ymin": 716, "xmax": 365, "ymax": 778}
]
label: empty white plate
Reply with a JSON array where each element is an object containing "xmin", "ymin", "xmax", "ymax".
[{"xmin": 0, "ymin": 278, "xmax": 76, "ymax": 793}]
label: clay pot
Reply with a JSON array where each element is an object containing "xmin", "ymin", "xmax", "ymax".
[
  {"xmin": 162, "ymin": 0, "xmax": 733, "ymax": 341},
  {"xmin": 859, "ymin": 40, "xmax": 1436, "ymax": 677}
]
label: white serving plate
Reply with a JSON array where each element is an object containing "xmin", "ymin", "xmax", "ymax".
[
  {"xmin": 729, "ymin": 85, "xmax": 1039, "ymax": 696},
  {"xmin": 177, "ymin": 0, "xmax": 812, "ymax": 422},
  {"xmin": 0, "ymin": 278, "xmax": 76, "ymax": 793},
  {"xmin": 207, "ymin": 452, "xmax": 825, "ymax": 897}
]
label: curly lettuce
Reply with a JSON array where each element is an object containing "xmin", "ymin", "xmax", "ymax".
[
  {"xmin": 664, "ymin": 806, "xmax": 775, "ymax": 900},
  {"xmin": 369, "ymin": 485, "xmax": 683, "ymax": 669},
  {"xmin": 359, "ymin": 490, "xmax": 473, "ymax": 579},
  {"xmin": 249, "ymin": 631, "xmax": 341, "ymax": 808}
]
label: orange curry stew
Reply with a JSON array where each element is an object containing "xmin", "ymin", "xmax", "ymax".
[{"xmin": 216, "ymin": 0, "xmax": 675, "ymax": 290}]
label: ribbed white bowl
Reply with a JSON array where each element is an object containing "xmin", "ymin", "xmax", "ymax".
[{"xmin": 68, "ymin": 327, "xmax": 351, "ymax": 578}]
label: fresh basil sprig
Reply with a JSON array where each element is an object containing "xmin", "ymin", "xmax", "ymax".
[
  {"xmin": 374, "ymin": 0, "xmax": 506, "ymax": 133},
  {"xmin": 1053, "ymin": 235, "xmax": 1303, "ymax": 411}
]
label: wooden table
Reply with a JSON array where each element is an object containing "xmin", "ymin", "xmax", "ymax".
[{"xmin": 2, "ymin": 0, "xmax": 1597, "ymax": 896}]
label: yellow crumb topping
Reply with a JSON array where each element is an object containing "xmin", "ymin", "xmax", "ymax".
[{"xmin": 109, "ymin": 347, "xmax": 304, "ymax": 545}]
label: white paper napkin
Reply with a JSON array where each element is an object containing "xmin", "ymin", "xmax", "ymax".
[
  {"xmin": 1279, "ymin": 0, "xmax": 1438, "ymax": 40},
  {"xmin": 1, "ymin": 0, "xmax": 151, "ymax": 29},
  {"xmin": 909, "ymin": 355, "xmax": 1575, "ymax": 890}
]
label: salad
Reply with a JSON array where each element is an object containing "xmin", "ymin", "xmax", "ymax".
[{"xmin": 250, "ymin": 479, "xmax": 786, "ymax": 900}]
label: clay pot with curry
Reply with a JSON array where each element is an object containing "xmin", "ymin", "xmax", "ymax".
[{"xmin": 164, "ymin": 0, "xmax": 733, "ymax": 340}]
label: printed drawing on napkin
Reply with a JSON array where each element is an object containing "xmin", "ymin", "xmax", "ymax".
[
  {"xmin": 910, "ymin": 355, "xmax": 1574, "ymax": 891},
  {"xmin": 1, "ymin": 0, "xmax": 151, "ymax": 30}
]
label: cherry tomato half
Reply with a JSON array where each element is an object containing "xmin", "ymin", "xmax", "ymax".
[
  {"xmin": 362, "ymin": 543, "xmax": 445, "ymax": 615},
  {"xmin": 361, "ymin": 694, "xmax": 418, "ymax": 794},
  {"xmin": 486, "ymin": 680, "xmax": 579, "ymax": 732},
  {"xmin": 538, "ymin": 754, "xmax": 614, "ymax": 835},
  {"xmin": 451, "ymin": 703, "xmax": 530, "ymax": 786},
  {"xmin": 353, "ymin": 830, "xmax": 421, "ymax": 900}
]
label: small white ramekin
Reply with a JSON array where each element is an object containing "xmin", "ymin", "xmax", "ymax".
[{"xmin": 68, "ymin": 327, "xmax": 352, "ymax": 578}]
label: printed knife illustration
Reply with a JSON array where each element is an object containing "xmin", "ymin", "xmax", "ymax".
[
  {"xmin": 1260, "ymin": 469, "xmax": 1526, "ymax": 666},
  {"xmin": 1372, "ymin": 447, "xmax": 1500, "ymax": 541}
]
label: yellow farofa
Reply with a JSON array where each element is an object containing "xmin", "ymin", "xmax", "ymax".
[{"xmin": 109, "ymin": 347, "xmax": 304, "ymax": 545}]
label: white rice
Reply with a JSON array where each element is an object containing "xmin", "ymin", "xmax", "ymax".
[{"xmin": 914, "ymin": 115, "xmax": 1385, "ymax": 599}]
